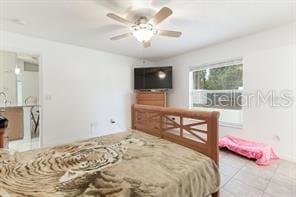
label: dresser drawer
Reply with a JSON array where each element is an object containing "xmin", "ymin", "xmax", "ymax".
[
  {"xmin": 137, "ymin": 93, "xmax": 165, "ymax": 100},
  {"xmin": 137, "ymin": 100, "xmax": 165, "ymax": 107},
  {"xmin": 136, "ymin": 92, "xmax": 167, "ymax": 107}
]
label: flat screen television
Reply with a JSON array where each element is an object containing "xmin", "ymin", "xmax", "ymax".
[{"xmin": 134, "ymin": 66, "xmax": 172, "ymax": 90}]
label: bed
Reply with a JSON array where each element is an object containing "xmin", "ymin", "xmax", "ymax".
[{"xmin": 0, "ymin": 104, "xmax": 220, "ymax": 197}]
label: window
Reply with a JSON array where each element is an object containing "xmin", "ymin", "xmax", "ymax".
[{"xmin": 189, "ymin": 59, "xmax": 243, "ymax": 126}]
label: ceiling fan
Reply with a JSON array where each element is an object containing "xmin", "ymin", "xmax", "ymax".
[{"xmin": 106, "ymin": 7, "xmax": 182, "ymax": 48}]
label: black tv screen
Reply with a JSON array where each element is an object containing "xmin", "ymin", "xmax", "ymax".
[{"xmin": 134, "ymin": 66, "xmax": 172, "ymax": 90}]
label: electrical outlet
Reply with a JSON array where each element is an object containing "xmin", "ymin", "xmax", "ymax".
[
  {"xmin": 273, "ymin": 135, "xmax": 281, "ymax": 142},
  {"xmin": 90, "ymin": 122, "xmax": 98, "ymax": 135},
  {"xmin": 45, "ymin": 94, "xmax": 52, "ymax": 101}
]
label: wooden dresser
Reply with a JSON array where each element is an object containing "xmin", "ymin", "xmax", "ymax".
[{"xmin": 136, "ymin": 91, "xmax": 167, "ymax": 107}]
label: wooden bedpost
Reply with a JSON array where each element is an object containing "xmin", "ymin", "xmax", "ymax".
[
  {"xmin": 208, "ymin": 112, "xmax": 220, "ymax": 197},
  {"xmin": 207, "ymin": 112, "xmax": 220, "ymax": 165}
]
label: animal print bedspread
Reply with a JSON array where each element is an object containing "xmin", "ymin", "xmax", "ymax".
[{"xmin": 0, "ymin": 130, "xmax": 219, "ymax": 197}]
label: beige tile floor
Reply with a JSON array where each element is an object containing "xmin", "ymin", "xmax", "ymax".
[
  {"xmin": 219, "ymin": 149, "xmax": 296, "ymax": 197},
  {"xmin": 9, "ymin": 137, "xmax": 40, "ymax": 152}
]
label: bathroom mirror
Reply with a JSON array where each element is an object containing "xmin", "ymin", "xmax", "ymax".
[{"xmin": 0, "ymin": 50, "xmax": 39, "ymax": 106}]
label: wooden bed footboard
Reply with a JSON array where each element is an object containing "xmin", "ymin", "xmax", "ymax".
[
  {"xmin": 132, "ymin": 104, "xmax": 220, "ymax": 196},
  {"xmin": 131, "ymin": 104, "xmax": 220, "ymax": 165}
]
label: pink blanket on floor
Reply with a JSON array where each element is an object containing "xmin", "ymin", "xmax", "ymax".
[{"xmin": 219, "ymin": 135, "xmax": 279, "ymax": 166}]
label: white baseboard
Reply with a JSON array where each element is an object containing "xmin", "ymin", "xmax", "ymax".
[{"xmin": 278, "ymin": 154, "xmax": 296, "ymax": 162}]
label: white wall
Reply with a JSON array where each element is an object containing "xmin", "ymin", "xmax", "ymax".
[
  {"xmin": 156, "ymin": 23, "xmax": 296, "ymax": 161},
  {"xmin": 0, "ymin": 30, "xmax": 143, "ymax": 147}
]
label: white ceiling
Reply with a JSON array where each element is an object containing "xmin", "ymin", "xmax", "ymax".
[{"xmin": 0, "ymin": 0, "xmax": 295, "ymax": 61}]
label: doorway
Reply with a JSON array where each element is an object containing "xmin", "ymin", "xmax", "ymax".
[{"xmin": 0, "ymin": 50, "xmax": 41, "ymax": 151}]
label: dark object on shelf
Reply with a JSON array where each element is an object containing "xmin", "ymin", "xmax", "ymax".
[
  {"xmin": 0, "ymin": 115, "xmax": 8, "ymax": 129},
  {"xmin": 0, "ymin": 115, "xmax": 9, "ymax": 148}
]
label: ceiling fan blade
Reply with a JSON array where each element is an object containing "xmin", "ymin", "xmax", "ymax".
[
  {"xmin": 106, "ymin": 13, "xmax": 134, "ymax": 26},
  {"xmin": 158, "ymin": 30, "xmax": 182, "ymax": 37},
  {"xmin": 110, "ymin": 33, "xmax": 132, "ymax": 40},
  {"xmin": 143, "ymin": 41, "xmax": 151, "ymax": 48},
  {"xmin": 149, "ymin": 7, "xmax": 172, "ymax": 26}
]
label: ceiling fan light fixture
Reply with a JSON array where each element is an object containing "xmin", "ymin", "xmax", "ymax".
[
  {"xmin": 132, "ymin": 24, "xmax": 156, "ymax": 43},
  {"xmin": 107, "ymin": 7, "xmax": 181, "ymax": 47},
  {"xmin": 133, "ymin": 29, "xmax": 153, "ymax": 42}
]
